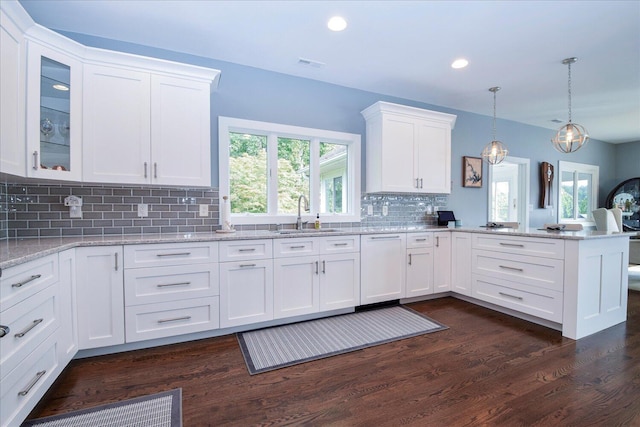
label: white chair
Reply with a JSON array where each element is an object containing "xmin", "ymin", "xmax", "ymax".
[{"xmin": 592, "ymin": 208, "xmax": 622, "ymax": 232}]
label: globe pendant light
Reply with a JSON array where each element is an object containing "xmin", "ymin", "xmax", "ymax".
[
  {"xmin": 552, "ymin": 57, "xmax": 589, "ymax": 153},
  {"xmin": 481, "ymin": 86, "xmax": 508, "ymax": 165}
]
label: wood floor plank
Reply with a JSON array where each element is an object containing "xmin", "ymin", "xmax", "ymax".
[{"xmin": 27, "ymin": 292, "xmax": 640, "ymax": 426}]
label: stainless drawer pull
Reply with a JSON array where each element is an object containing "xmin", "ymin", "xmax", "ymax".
[
  {"xmin": 315, "ymin": 261, "xmax": 319, "ymax": 275},
  {"xmin": 238, "ymin": 248, "xmax": 256, "ymax": 252},
  {"xmin": 0, "ymin": 325, "xmax": 10, "ymax": 338},
  {"xmin": 144, "ymin": 162, "xmax": 148, "ymax": 178},
  {"xmin": 157, "ymin": 316, "xmax": 191, "ymax": 324},
  {"xmin": 371, "ymin": 235, "xmax": 400, "ymax": 240},
  {"xmin": 499, "ymin": 243, "xmax": 525, "ymax": 248},
  {"xmin": 289, "ymin": 245, "xmax": 306, "ymax": 249},
  {"xmin": 239, "ymin": 263, "xmax": 256, "ymax": 268},
  {"xmin": 322, "ymin": 260, "xmax": 326, "ymax": 274},
  {"xmin": 33, "ymin": 151, "xmax": 39, "ymax": 170},
  {"xmin": 15, "ymin": 318, "xmax": 43, "ymax": 338},
  {"xmin": 18, "ymin": 370, "xmax": 46, "ymax": 396},
  {"xmin": 415, "ymin": 238, "xmax": 427, "ymax": 242},
  {"xmin": 436, "ymin": 236, "xmax": 440, "ymax": 247},
  {"xmin": 12, "ymin": 274, "xmax": 42, "ymax": 288},
  {"xmin": 156, "ymin": 252, "xmax": 191, "ymax": 257},
  {"xmin": 499, "ymin": 292, "xmax": 523, "ymax": 301},
  {"xmin": 499, "ymin": 265, "xmax": 524, "ymax": 272},
  {"xmin": 157, "ymin": 282, "xmax": 191, "ymax": 288},
  {"xmin": 115, "ymin": 252, "xmax": 118, "ymax": 271},
  {"xmin": 333, "ymin": 243, "xmax": 349, "ymax": 246},
  {"xmin": 154, "ymin": 162, "xmax": 158, "ymax": 179},
  {"xmin": 408, "ymin": 254, "xmax": 412, "ymax": 265}
]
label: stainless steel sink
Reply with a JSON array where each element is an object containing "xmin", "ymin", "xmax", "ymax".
[{"xmin": 275, "ymin": 228, "xmax": 339, "ymax": 234}]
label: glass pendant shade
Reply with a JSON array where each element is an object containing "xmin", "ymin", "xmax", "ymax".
[
  {"xmin": 482, "ymin": 140, "xmax": 508, "ymax": 164},
  {"xmin": 482, "ymin": 86, "xmax": 508, "ymax": 165},
  {"xmin": 552, "ymin": 57, "xmax": 588, "ymax": 153}
]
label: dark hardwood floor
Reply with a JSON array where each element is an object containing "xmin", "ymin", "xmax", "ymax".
[{"xmin": 28, "ymin": 291, "xmax": 640, "ymax": 426}]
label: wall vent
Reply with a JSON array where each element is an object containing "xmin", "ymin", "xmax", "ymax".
[{"xmin": 298, "ymin": 57, "xmax": 326, "ymax": 68}]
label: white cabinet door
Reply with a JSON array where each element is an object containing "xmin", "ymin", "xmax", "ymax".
[
  {"xmin": 320, "ymin": 252, "xmax": 360, "ymax": 311},
  {"xmin": 0, "ymin": 12, "xmax": 25, "ymax": 176},
  {"xmin": 378, "ymin": 114, "xmax": 418, "ymax": 193},
  {"xmin": 75, "ymin": 246, "xmax": 124, "ymax": 349},
  {"xmin": 57, "ymin": 249, "xmax": 78, "ymax": 365},
  {"xmin": 433, "ymin": 232, "xmax": 452, "ymax": 292},
  {"xmin": 82, "ymin": 64, "xmax": 151, "ymax": 184},
  {"xmin": 150, "ymin": 75, "xmax": 211, "ymax": 187},
  {"xmin": 273, "ymin": 255, "xmax": 319, "ymax": 319},
  {"xmin": 416, "ymin": 121, "xmax": 451, "ymax": 194},
  {"xmin": 219, "ymin": 260, "xmax": 273, "ymax": 328},
  {"xmin": 360, "ymin": 234, "xmax": 406, "ymax": 304},
  {"xmin": 26, "ymin": 41, "xmax": 83, "ymax": 181},
  {"xmin": 406, "ymin": 247, "xmax": 434, "ymax": 297},
  {"xmin": 451, "ymin": 232, "xmax": 472, "ymax": 296}
]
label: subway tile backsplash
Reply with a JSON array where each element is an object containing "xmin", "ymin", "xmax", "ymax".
[
  {"xmin": 2, "ymin": 182, "xmax": 218, "ymax": 238},
  {"xmin": 1, "ymin": 181, "xmax": 447, "ymax": 239}
]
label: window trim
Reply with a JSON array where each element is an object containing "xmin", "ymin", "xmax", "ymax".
[
  {"xmin": 219, "ymin": 116, "xmax": 361, "ymax": 226},
  {"xmin": 557, "ymin": 160, "xmax": 599, "ymax": 227}
]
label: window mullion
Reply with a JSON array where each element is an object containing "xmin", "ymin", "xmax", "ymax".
[
  {"xmin": 309, "ymin": 138, "xmax": 320, "ymax": 215},
  {"xmin": 267, "ymin": 133, "xmax": 279, "ymax": 215}
]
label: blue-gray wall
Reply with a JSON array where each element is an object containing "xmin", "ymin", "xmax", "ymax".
[{"xmin": 60, "ymin": 32, "xmax": 635, "ymax": 228}]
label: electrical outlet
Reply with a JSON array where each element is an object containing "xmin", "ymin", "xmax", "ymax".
[
  {"xmin": 199, "ymin": 204, "xmax": 209, "ymax": 217},
  {"xmin": 367, "ymin": 205, "xmax": 373, "ymax": 216},
  {"xmin": 382, "ymin": 205, "xmax": 388, "ymax": 216},
  {"xmin": 137, "ymin": 203, "xmax": 148, "ymax": 217}
]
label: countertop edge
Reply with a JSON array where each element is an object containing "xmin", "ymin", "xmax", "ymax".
[{"xmin": 1, "ymin": 227, "xmax": 634, "ymax": 270}]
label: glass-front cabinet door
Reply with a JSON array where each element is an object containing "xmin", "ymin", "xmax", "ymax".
[{"xmin": 26, "ymin": 41, "xmax": 82, "ymax": 181}]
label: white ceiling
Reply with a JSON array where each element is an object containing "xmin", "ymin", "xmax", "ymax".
[{"xmin": 19, "ymin": 0, "xmax": 640, "ymax": 144}]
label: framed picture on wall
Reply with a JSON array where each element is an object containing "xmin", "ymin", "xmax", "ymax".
[{"xmin": 463, "ymin": 156, "xmax": 482, "ymax": 187}]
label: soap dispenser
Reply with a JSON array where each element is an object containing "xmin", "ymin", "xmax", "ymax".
[{"xmin": 315, "ymin": 213, "xmax": 321, "ymax": 229}]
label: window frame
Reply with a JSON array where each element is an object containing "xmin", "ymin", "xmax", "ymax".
[
  {"xmin": 557, "ymin": 160, "xmax": 599, "ymax": 227},
  {"xmin": 219, "ymin": 116, "xmax": 361, "ymax": 226}
]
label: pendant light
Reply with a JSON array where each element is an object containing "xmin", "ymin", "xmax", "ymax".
[
  {"xmin": 481, "ymin": 86, "xmax": 508, "ymax": 165},
  {"xmin": 552, "ymin": 57, "xmax": 589, "ymax": 153}
]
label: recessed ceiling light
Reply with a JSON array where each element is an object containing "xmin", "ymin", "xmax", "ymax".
[
  {"xmin": 328, "ymin": 16, "xmax": 347, "ymax": 32},
  {"xmin": 451, "ymin": 58, "xmax": 469, "ymax": 69},
  {"xmin": 52, "ymin": 83, "xmax": 69, "ymax": 91}
]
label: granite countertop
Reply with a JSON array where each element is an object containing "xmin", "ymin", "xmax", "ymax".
[{"xmin": 1, "ymin": 225, "xmax": 633, "ymax": 270}]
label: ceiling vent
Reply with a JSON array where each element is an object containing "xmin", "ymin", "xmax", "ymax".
[{"xmin": 298, "ymin": 57, "xmax": 326, "ymax": 68}]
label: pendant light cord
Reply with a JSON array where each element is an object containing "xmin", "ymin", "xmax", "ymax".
[
  {"xmin": 492, "ymin": 89, "xmax": 497, "ymax": 140},
  {"xmin": 567, "ymin": 61, "xmax": 573, "ymax": 123}
]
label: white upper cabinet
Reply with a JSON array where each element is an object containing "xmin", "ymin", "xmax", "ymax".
[
  {"xmin": 361, "ymin": 101, "xmax": 456, "ymax": 194},
  {"xmin": 0, "ymin": 8, "xmax": 26, "ymax": 176},
  {"xmin": 82, "ymin": 61, "xmax": 215, "ymax": 187}
]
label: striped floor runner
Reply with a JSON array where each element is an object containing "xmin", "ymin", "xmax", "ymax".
[{"xmin": 238, "ymin": 305, "xmax": 447, "ymax": 374}]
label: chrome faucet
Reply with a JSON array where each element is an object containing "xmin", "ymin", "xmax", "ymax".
[{"xmin": 297, "ymin": 194, "xmax": 309, "ymax": 230}]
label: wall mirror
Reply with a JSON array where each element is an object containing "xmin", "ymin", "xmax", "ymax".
[{"xmin": 487, "ymin": 156, "xmax": 530, "ymax": 227}]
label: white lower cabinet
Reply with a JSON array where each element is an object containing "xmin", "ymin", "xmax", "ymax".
[
  {"xmin": 360, "ymin": 234, "xmax": 406, "ymax": 304},
  {"xmin": 433, "ymin": 232, "xmax": 452, "ymax": 292},
  {"xmin": 75, "ymin": 246, "xmax": 125, "ymax": 349},
  {"xmin": 219, "ymin": 259, "xmax": 273, "ymax": 328},
  {"xmin": 451, "ymin": 232, "xmax": 472, "ymax": 296},
  {"xmin": 219, "ymin": 240, "xmax": 274, "ymax": 328},
  {"xmin": 405, "ymin": 233, "xmax": 434, "ymax": 298},
  {"xmin": 273, "ymin": 236, "xmax": 360, "ymax": 319}
]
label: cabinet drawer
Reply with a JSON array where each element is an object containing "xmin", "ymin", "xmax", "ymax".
[
  {"xmin": 472, "ymin": 251, "xmax": 564, "ymax": 292},
  {"xmin": 124, "ymin": 264, "xmax": 219, "ymax": 306},
  {"xmin": 0, "ymin": 284, "xmax": 59, "ymax": 376},
  {"xmin": 472, "ymin": 234, "xmax": 564, "ymax": 259},
  {"xmin": 319, "ymin": 235, "xmax": 360, "ymax": 254},
  {"xmin": 219, "ymin": 240, "xmax": 272, "ymax": 262},
  {"xmin": 1, "ymin": 254, "xmax": 58, "ymax": 310},
  {"xmin": 406, "ymin": 232, "xmax": 433, "ymax": 248},
  {"xmin": 124, "ymin": 242, "xmax": 218, "ymax": 268},
  {"xmin": 1, "ymin": 333, "xmax": 59, "ymax": 427},
  {"xmin": 125, "ymin": 296, "xmax": 219, "ymax": 342},
  {"xmin": 472, "ymin": 274, "xmax": 563, "ymax": 323},
  {"xmin": 273, "ymin": 237, "xmax": 320, "ymax": 258}
]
